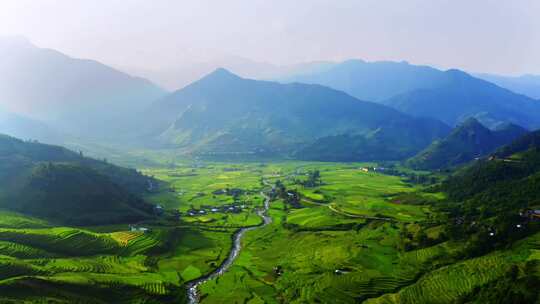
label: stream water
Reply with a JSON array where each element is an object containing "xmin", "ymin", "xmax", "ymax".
[{"xmin": 186, "ymin": 191, "xmax": 272, "ymax": 304}]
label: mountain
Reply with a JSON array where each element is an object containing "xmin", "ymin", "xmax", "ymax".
[
  {"xmin": 0, "ymin": 36, "xmax": 166, "ymax": 139},
  {"xmin": 122, "ymin": 56, "xmax": 334, "ymax": 91},
  {"xmin": 476, "ymin": 73, "xmax": 540, "ymax": 99},
  {"xmin": 493, "ymin": 129, "xmax": 540, "ymax": 158},
  {"xmin": 384, "ymin": 70, "xmax": 540, "ymax": 129},
  {"xmin": 407, "ymin": 118, "xmax": 528, "ymax": 169},
  {"xmin": 281, "ymin": 59, "xmax": 449, "ymax": 102},
  {"xmin": 429, "ymin": 128, "xmax": 540, "ymax": 293},
  {"xmin": 282, "ymin": 59, "xmax": 540, "ymax": 129},
  {"xmin": 145, "ymin": 68, "xmax": 450, "ymax": 161},
  {"xmin": 442, "ymin": 129, "xmax": 540, "ymax": 219},
  {"xmin": 0, "ymin": 134, "xmax": 155, "ymax": 225},
  {"xmin": 0, "ymin": 107, "xmax": 61, "ymax": 143}
]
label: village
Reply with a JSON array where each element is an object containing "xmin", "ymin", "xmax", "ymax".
[
  {"xmin": 185, "ymin": 187, "xmax": 254, "ymax": 217},
  {"xmin": 185, "ymin": 203, "xmax": 248, "ymax": 217}
]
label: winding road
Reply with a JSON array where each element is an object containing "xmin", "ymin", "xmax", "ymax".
[
  {"xmin": 300, "ymin": 197, "xmax": 394, "ymax": 221},
  {"xmin": 186, "ymin": 190, "xmax": 272, "ymax": 304}
]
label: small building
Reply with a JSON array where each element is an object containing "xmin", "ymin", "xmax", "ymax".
[
  {"xmin": 273, "ymin": 266, "xmax": 284, "ymax": 276},
  {"xmin": 212, "ymin": 189, "xmax": 227, "ymax": 195},
  {"xmin": 520, "ymin": 209, "xmax": 540, "ymax": 220},
  {"xmin": 154, "ymin": 204, "xmax": 164, "ymax": 215},
  {"xmin": 227, "ymin": 188, "xmax": 244, "ymax": 196},
  {"xmin": 129, "ymin": 225, "xmax": 151, "ymax": 233}
]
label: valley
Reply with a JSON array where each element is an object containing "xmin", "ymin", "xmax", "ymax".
[
  {"xmin": 1, "ymin": 5, "xmax": 540, "ymax": 302},
  {"xmin": 1, "ymin": 157, "xmax": 537, "ymax": 303}
]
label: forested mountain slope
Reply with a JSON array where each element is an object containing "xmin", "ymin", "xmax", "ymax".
[
  {"xmin": 145, "ymin": 68, "xmax": 450, "ymax": 161},
  {"xmin": 0, "ymin": 134, "xmax": 155, "ymax": 225}
]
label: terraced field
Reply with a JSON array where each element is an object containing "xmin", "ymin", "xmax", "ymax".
[
  {"xmin": 293, "ymin": 167, "xmax": 430, "ymax": 221},
  {"xmin": 142, "ymin": 163, "xmax": 265, "ymax": 211},
  {"xmin": 286, "ymin": 205, "xmax": 365, "ymax": 229},
  {"xmin": 0, "ymin": 209, "xmax": 226, "ymax": 302},
  {"xmin": 1, "ymin": 161, "xmax": 537, "ymax": 303}
]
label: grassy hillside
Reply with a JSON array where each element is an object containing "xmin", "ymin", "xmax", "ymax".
[
  {"xmin": 0, "ymin": 134, "xmax": 155, "ymax": 225},
  {"xmin": 407, "ymin": 118, "xmax": 527, "ymax": 170},
  {"xmin": 0, "ymin": 158, "xmax": 538, "ymax": 303},
  {"xmin": 366, "ymin": 232, "xmax": 540, "ymax": 304},
  {"xmin": 0, "ymin": 209, "xmax": 187, "ymax": 303}
]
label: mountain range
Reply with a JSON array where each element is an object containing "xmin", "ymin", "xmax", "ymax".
[
  {"xmin": 407, "ymin": 118, "xmax": 528, "ymax": 170},
  {"xmin": 0, "ymin": 36, "xmax": 166, "ymax": 139},
  {"xmin": 122, "ymin": 56, "xmax": 334, "ymax": 91},
  {"xmin": 144, "ymin": 68, "xmax": 450, "ymax": 161},
  {"xmin": 384, "ymin": 70, "xmax": 540, "ymax": 129},
  {"xmin": 476, "ymin": 73, "xmax": 540, "ymax": 100},
  {"xmin": 2, "ymin": 38, "xmax": 540, "ymax": 163},
  {"xmin": 284, "ymin": 60, "xmax": 540, "ymax": 129},
  {"xmin": 283, "ymin": 59, "xmax": 447, "ymax": 102}
]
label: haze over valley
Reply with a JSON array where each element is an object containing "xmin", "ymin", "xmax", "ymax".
[{"xmin": 0, "ymin": 1, "xmax": 539, "ymax": 303}]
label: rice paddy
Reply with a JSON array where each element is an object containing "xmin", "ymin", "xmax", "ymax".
[{"xmin": 0, "ymin": 161, "xmax": 538, "ymax": 303}]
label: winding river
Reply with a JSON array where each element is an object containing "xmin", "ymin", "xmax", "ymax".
[{"xmin": 186, "ymin": 191, "xmax": 272, "ymax": 304}]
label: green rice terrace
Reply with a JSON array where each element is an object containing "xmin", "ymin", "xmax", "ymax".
[{"xmin": 0, "ymin": 161, "xmax": 539, "ymax": 303}]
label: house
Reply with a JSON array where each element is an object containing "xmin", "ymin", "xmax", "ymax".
[
  {"xmin": 129, "ymin": 225, "xmax": 151, "ymax": 233},
  {"xmin": 520, "ymin": 209, "xmax": 540, "ymax": 220},
  {"xmin": 154, "ymin": 204, "xmax": 164, "ymax": 215},
  {"xmin": 273, "ymin": 266, "xmax": 284, "ymax": 276},
  {"xmin": 212, "ymin": 189, "xmax": 227, "ymax": 195},
  {"xmin": 227, "ymin": 188, "xmax": 244, "ymax": 196}
]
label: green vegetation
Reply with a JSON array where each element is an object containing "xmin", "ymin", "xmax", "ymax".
[
  {"xmin": 0, "ymin": 148, "xmax": 539, "ymax": 303},
  {"xmin": 0, "ymin": 134, "xmax": 155, "ymax": 225},
  {"xmin": 407, "ymin": 118, "xmax": 527, "ymax": 170},
  {"xmin": 145, "ymin": 68, "xmax": 450, "ymax": 161}
]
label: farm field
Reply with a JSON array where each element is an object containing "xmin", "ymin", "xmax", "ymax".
[{"xmin": 0, "ymin": 160, "xmax": 538, "ymax": 303}]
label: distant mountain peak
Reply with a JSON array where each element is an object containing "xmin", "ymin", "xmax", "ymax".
[
  {"xmin": 208, "ymin": 67, "xmax": 240, "ymax": 79},
  {"xmin": 190, "ymin": 67, "xmax": 243, "ymax": 87},
  {"xmin": 341, "ymin": 58, "xmax": 367, "ymax": 65},
  {"xmin": 459, "ymin": 117, "xmax": 483, "ymax": 128},
  {"xmin": 444, "ymin": 68, "xmax": 472, "ymax": 79},
  {"xmin": 452, "ymin": 118, "xmax": 490, "ymax": 138}
]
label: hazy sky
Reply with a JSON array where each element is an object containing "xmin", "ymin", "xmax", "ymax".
[{"xmin": 0, "ymin": 0, "xmax": 539, "ymax": 75}]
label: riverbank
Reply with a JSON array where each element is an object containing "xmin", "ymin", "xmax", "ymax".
[{"xmin": 186, "ymin": 191, "xmax": 272, "ymax": 304}]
